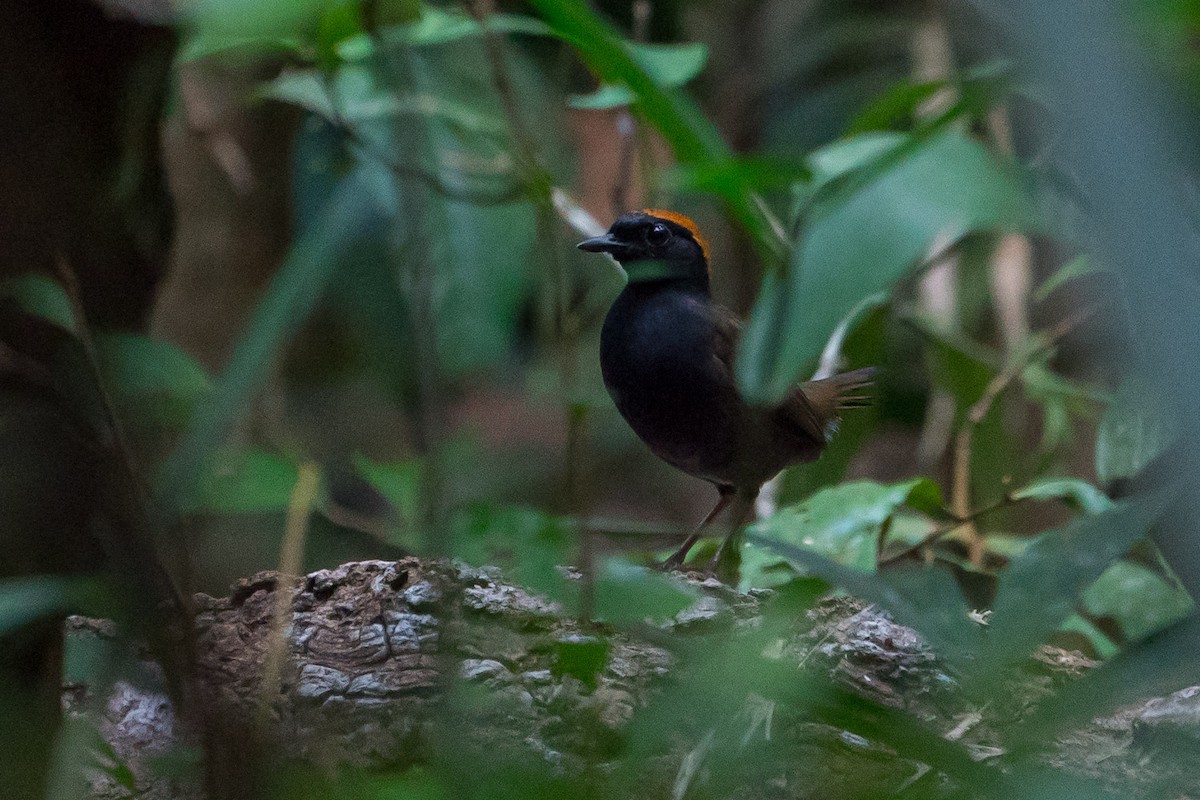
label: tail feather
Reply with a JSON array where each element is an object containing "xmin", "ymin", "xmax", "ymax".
[{"xmin": 781, "ymin": 367, "xmax": 877, "ymax": 443}]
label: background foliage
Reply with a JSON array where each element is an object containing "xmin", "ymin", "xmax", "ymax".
[{"xmin": 1, "ymin": 0, "xmax": 1198, "ymax": 797}]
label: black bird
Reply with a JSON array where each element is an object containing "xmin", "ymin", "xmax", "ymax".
[{"xmin": 579, "ymin": 209, "xmax": 873, "ymax": 569}]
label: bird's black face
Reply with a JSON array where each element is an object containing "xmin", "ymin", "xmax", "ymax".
[{"xmin": 577, "ymin": 211, "xmax": 709, "ymax": 286}]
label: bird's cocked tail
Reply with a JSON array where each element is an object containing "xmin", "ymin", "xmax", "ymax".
[{"xmin": 791, "ymin": 366, "xmax": 877, "ymax": 441}]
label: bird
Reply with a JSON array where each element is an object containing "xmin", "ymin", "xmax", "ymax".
[{"xmin": 578, "ymin": 209, "xmax": 874, "ymax": 571}]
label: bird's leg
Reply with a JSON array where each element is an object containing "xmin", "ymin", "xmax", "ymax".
[
  {"xmin": 706, "ymin": 491, "xmax": 758, "ymax": 580},
  {"xmin": 659, "ymin": 489, "xmax": 733, "ymax": 570}
]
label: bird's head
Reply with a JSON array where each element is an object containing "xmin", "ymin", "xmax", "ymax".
[{"xmin": 577, "ymin": 209, "xmax": 710, "ymax": 287}]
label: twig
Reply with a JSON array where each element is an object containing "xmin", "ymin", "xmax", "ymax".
[
  {"xmin": 950, "ymin": 304, "xmax": 1100, "ymax": 565},
  {"xmin": 259, "ymin": 461, "xmax": 320, "ymax": 715},
  {"xmin": 876, "ymin": 495, "xmax": 1014, "ymax": 568}
]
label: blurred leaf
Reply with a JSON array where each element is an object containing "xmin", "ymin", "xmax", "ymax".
[
  {"xmin": 264, "ymin": 67, "xmax": 506, "ymax": 139},
  {"xmin": 344, "ymin": 7, "xmax": 553, "ymax": 51},
  {"xmin": 1083, "ymin": 559, "xmax": 1194, "ymax": 642},
  {"xmin": 978, "ymin": 494, "xmax": 1169, "ymax": 687},
  {"xmin": 525, "ymin": 0, "xmax": 783, "ymax": 259},
  {"xmin": 745, "ymin": 532, "xmax": 980, "ymax": 665},
  {"xmin": 353, "ymin": 453, "xmax": 422, "ymax": 532},
  {"xmin": 451, "ymin": 505, "xmax": 572, "ymax": 600},
  {"xmin": 0, "ymin": 274, "xmax": 76, "ymax": 332},
  {"xmin": 0, "ymin": 577, "xmax": 69, "ymax": 636},
  {"xmin": 95, "ymin": 333, "xmax": 211, "ymax": 429},
  {"xmin": 178, "ymin": 0, "xmax": 335, "ymax": 62},
  {"xmin": 570, "ymin": 42, "xmax": 708, "ymax": 109},
  {"xmin": 905, "ymin": 315, "xmax": 999, "ymax": 410},
  {"xmin": 847, "ymin": 79, "xmax": 945, "ymax": 134},
  {"xmin": 1035, "ymin": 254, "xmax": 1105, "ymax": 301},
  {"xmin": 552, "ymin": 634, "xmax": 610, "ymax": 687},
  {"xmin": 666, "ymin": 156, "xmax": 811, "ymax": 195},
  {"xmin": 1095, "ymin": 375, "xmax": 1177, "ymax": 483},
  {"xmin": 1010, "ymin": 477, "xmax": 1114, "ymax": 515},
  {"xmin": 744, "ymin": 478, "xmax": 944, "ymax": 588},
  {"xmin": 1014, "ymin": 612, "xmax": 1200, "ymax": 750},
  {"xmin": 594, "ymin": 558, "xmax": 698, "ymax": 625},
  {"xmin": 740, "ymin": 130, "xmax": 1035, "ymax": 402},
  {"xmin": 195, "ymin": 450, "xmax": 299, "ymax": 513},
  {"xmin": 154, "ymin": 167, "xmax": 392, "ymax": 519}
]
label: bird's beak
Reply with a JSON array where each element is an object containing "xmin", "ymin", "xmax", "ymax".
[{"xmin": 577, "ymin": 233, "xmax": 628, "ymax": 256}]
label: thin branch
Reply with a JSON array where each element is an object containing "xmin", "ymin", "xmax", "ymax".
[
  {"xmin": 259, "ymin": 461, "xmax": 320, "ymax": 716},
  {"xmin": 949, "ymin": 304, "xmax": 1100, "ymax": 565}
]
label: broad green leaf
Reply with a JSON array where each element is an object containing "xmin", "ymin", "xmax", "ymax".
[
  {"xmin": 195, "ymin": 450, "xmax": 300, "ymax": 513},
  {"xmin": 593, "ymin": 558, "xmax": 699, "ymax": 625},
  {"xmin": 1083, "ymin": 560, "xmax": 1194, "ymax": 642},
  {"xmin": 745, "ymin": 532, "xmax": 980, "ymax": 666},
  {"xmin": 744, "ymin": 478, "xmax": 944, "ymax": 588},
  {"xmin": 1095, "ymin": 375, "xmax": 1176, "ymax": 483},
  {"xmin": 977, "ymin": 494, "xmax": 1170, "ymax": 687},
  {"xmin": 552, "ymin": 635, "xmax": 610, "ymax": 687},
  {"xmin": 0, "ymin": 273, "xmax": 76, "ymax": 332},
  {"xmin": 178, "ymin": 0, "xmax": 335, "ymax": 62},
  {"xmin": 739, "ymin": 130, "xmax": 1035, "ymax": 402},
  {"xmin": 95, "ymin": 333, "xmax": 211, "ymax": 429},
  {"xmin": 450, "ymin": 504, "xmax": 572, "ymax": 601},
  {"xmin": 0, "ymin": 577, "xmax": 69, "ymax": 636},
  {"xmin": 666, "ymin": 156, "xmax": 811, "ymax": 195},
  {"xmin": 570, "ymin": 42, "xmax": 709, "ymax": 109},
  {"xmin": 1010, "ymin": 477, "xmax": 1114, "ymax": 515},
  {"xmin": 847, "ymin": 79, "xmax": 946, "ymax": 134},
  {"xmin": 339, "ymin": 7, "xmax": 553, "ymax": 52}
]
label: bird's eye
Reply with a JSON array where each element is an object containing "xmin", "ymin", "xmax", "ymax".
[{"xmin": 647, "ymin": 223, "xmax": 672, "ymax": 246}]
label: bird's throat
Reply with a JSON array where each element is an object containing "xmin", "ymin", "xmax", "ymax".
[{"xmin": 620, "ymin": 258, "xmax": 695, "ymax": 284}]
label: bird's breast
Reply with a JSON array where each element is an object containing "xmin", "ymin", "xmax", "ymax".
[{"xmin": 599, "ymin": 287, "xmax": 739, "ymax": 480}]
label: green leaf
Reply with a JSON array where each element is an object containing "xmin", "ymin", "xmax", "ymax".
[
  {"xmin": 178, "ymin": 0, "xmax": 335, "ymax": 62},
  {"xmin": 195, "ymin": 450, "xmax": 299, "ymax": 513},
  {"xmin": 552, "ymin": 635, "xmax": 610, "ymax": 687},
  {"xmin": 905, "ymin": 315, "xmax": 1000, "ymax": 411},
  {"xmin": 95, "ymin": 333, "xmax": 211, "ymax": 429},
  {"xmin": 569, "ymin": 42, "xmax": 708, "ymax": 109},
  {"xmin": 1095, "ymin": 375, "xmax": 1176, "ymax": 483},
  {"xmin": 666, "ymin": 156, "xmax": 811, "ymax": 195},
  {"xmin": 451, "ymin": 505, "xmax": 573, "ymax": 601},
  {"xmin": 745, "ymin": 477, "xmax": 944, "ymax": 584},
  {"xmin": 745, "ymin": 533, "xmax": 980, "ymax": 666},
  {"xmin": 977, "ymin": 494, "xmax": 1170, "ymax": 687},
  {"xmin": 1010, "ymin": 477, "xmax": 1114, "ymax": 515},
  {"xmin": 1082, "ymin": 559, "xmax": 1194, "ymax": 642},
  {"xmin": 353, "ymin": 453, "xmax": 422, "ymax": 532},
  {"xmin": 1035, "ymin": 254, "xmax": 1106, "ymax": 301},
  {"xmin": 524, "ymin": 0, "xmax": 782, "ymax": 260},
  {"xmin": 593, "ymin": 558, "xmax": 698, "ymax": 625},
  {"xmin": 739, "ymin": 130, "xmax": 1035, "ymax": 402},
  {"xmin": 847, "ymin": 79, "xmax": 946, "ymax": 134},
  {"xmin": 0, "ymin": 577, "xmax": 69, "ymax": 636},
  {"xmin": 0, "ymin": 273, "xmax": 76, "ymax": 332}
]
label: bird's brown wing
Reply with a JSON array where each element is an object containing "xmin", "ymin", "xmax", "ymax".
[
  {"xmin": 708, "ymin": 304, "xmax": 874, "ymax": 444},
  {"xmin": 709, "ymin": 304, "xmax": 742, "ymax": 374}
]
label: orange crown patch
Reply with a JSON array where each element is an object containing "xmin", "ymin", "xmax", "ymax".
[{"xmin": 641, "ymin": 208, "xmax": 710, "ymax": 263}]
